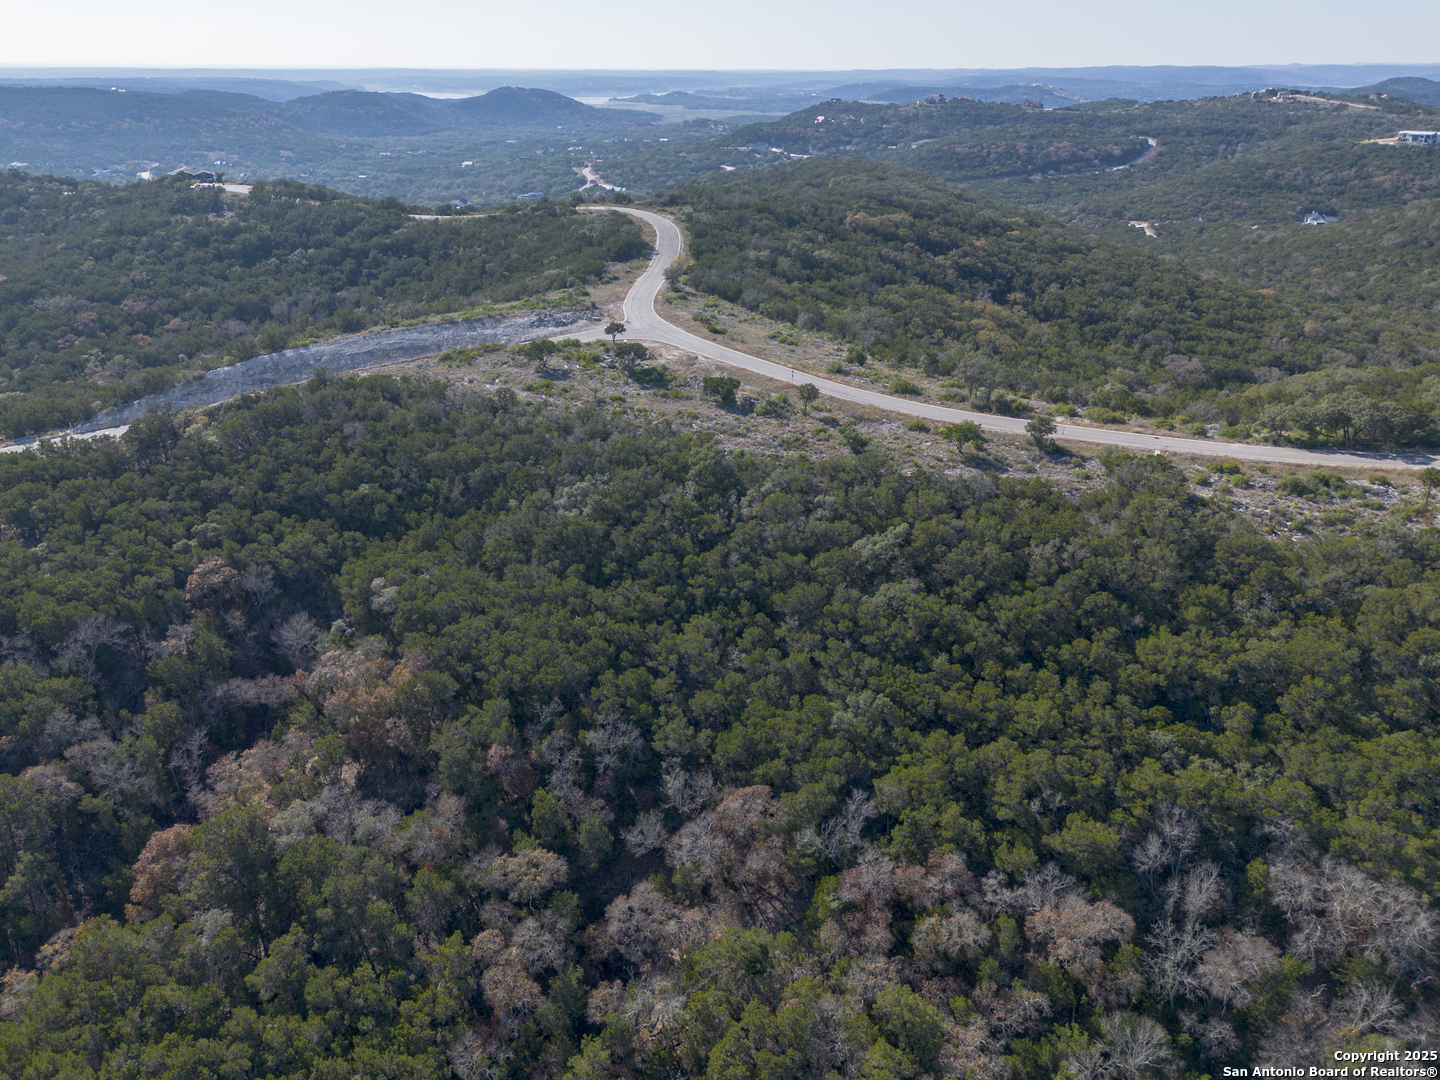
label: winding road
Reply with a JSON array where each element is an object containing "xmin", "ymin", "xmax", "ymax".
[
  {"xmin": 578, "ymin": 207, "xmax": 1440, "ymax": 470},
  {"xmin": 5, "ymin": 206, "xmax": 1436, "ymax": 470}
]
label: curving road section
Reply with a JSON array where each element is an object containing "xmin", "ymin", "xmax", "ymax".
[
  {"xmin": 582, "ymin": 207, "xmax": 1440, "ymax": 470},
  {"xmin": 4, "ymin": 205, "xmax": 1435, "ymax": 470}
]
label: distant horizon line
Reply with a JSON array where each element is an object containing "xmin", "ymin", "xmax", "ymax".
[{"xmin": 2, "ymin": 62, "xmax": 1438, "ymax": 74}]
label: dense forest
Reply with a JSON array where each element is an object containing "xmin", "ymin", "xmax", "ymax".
[
  {"xmin": 0, "ymin": 376, "xmax": 1437, "ymax": 1076},
  {"xmin": 661, "ymin": 159, "xmax": 1440, "ymax": 447},
  {"xmin": 0, "ymin": 171, "xmax": 645, "ymax": 435}
]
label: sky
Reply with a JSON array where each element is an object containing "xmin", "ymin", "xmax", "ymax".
[{"xmin": 3, "ymin": 0, "xmax": 1438, "ymax": 71}]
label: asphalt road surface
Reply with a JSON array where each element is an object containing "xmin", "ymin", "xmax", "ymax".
[
  {"xmin": 580, "ymin": 207, "xmax": 1440, "ymax": 471},
  {"xmin": 6, "ymin": 206, "xmax": 1435, "ymax": 471}
]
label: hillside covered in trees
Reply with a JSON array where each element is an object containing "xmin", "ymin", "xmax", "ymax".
[
  {"xmin": 0, "ymin": 85, "xmax": 654, "ymax": 206},
  {"xmin": 662, "ymin": 160, "xmax": 1440, "ymax": 448},
  {"xmin": 599, "ymin": 90, "xmax": 1440, "ymax": 211},
  {"xmin": 0, "ymin": 171, "xmax": 645, "ymax": 436},
  {"xmin": 0, "ymin": 376, "xmax": 1437, "ymax": 1076}
]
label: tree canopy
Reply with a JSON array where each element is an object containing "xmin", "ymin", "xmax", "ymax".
[
  {"xmin": 0, "ymin": 172, "xmax": 645, "ymax": 436},
  {"xmin": 661, "ymin": 159, "xmax": 1440, "ymax": 447},
  {"xmin": 0, "ymin": 375, "xmax": 1436, "ymax": 1074}
]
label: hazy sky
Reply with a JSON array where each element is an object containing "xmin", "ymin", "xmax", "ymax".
[{"xmin": 3, "ymin": 0, "xmax": 1437, "ymax": 70}]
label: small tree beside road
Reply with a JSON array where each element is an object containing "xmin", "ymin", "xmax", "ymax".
[
  {"xmin": 798, "ymin": 383, "xmax": 820, "ymax": 413},
  {"xmin": 518, "ymin": 338, "xmax": 559, "ymax": 374},
  {"xmin": 942, "ymin": 421, "xmax": 985, "ymax": 452},
  {"xmin": 1419, "ymin": 467, "xmax": 1440, "ymax": 511},
  {"xmin": 605, "ymin": 321, "xmax": 625, "ymax": 345},
  {"xmin": 1026, "ymin": 413, "xmax": 1058, "ymax": 452},
  {"xmin": 614, "ymin": 341, "xmax": 649, "ymax": 376},
  {"xmin": 702, "ymin": 376, "xmax": 741, "ymax": 406}
]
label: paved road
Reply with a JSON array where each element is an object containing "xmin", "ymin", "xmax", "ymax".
[
  {"xmin": 6, "ymin": 206, "xmax": 1434, "ymax": 471},
  {"xmin": 582, "ymin": 207, "xmax": 1440, "ymax": 470}
]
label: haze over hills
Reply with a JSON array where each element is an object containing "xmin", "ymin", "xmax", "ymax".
[
  {"xmin": 7, "ymin": 63, "xmax": 1440, "ymax": 108},
  {"xmin": 0, "ymin": 84, "xmax": 651, "ymax": 203},
  {"xmin": 0, "ymin": 74, "xmax": 349, "ymax": 101}
]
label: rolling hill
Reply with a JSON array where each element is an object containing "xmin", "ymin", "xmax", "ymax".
[
  {"xmin": 661, "ymin": 158, "xmax": 1440, "ymax": 448},
  {"xmin": 1344, "ymin": 76, "xmax": 1440, "ymax": 108}
]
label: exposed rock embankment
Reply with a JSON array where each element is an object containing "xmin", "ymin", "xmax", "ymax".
[{"xmin": 70, "ymin": 308, "xmax": 597, "ymax": 434}]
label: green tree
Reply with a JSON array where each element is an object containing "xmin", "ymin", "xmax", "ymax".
[
  {"xmin": 613, "ymin": 341, "xmax": 649, "ymax": 375},
  {"xmin": 1418, "ymin": 466, "xmax": 1440, "ymax": 511},
  {"xmin": 1026, "ymin": 412, "xmax": 1057, "ymax": 452},
  {"xmin": 798, "ymin": 383, "xmax": 820, "ymax": 413},
  {"xmin": 942, "ymin": 420, "xmax": 985, "ymax": 451},
  {"xmin": 520, "ymin": 337, "xmax": 560, "ymax": 374},
  {"xmin": 702, "ymin": 376, "xmax": 741, "ymax": 406},
  {"xmin": 604, "ymin": 320, "xmax": 625, "ymax": 344}
]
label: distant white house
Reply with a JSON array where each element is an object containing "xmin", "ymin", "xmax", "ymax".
[
  {"xmin": 1397, "ymin": 131, "xmax": 1439, "ymax": 146},
  {"xmin": 1303, "ymin": 211, "xmax": 1334, "ymax": 225}
]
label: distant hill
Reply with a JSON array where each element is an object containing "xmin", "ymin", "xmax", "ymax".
[
  {"xmin": 0, "ymin": 85, "xmax": 273, "ymax": 129},
  {"xmin": 863, "ymin": 83, "xmax": 1089, "ymax": 107},
  {"xmin": 1344, "ymin": 76, "xmax": 1440, "ymax": 109},
  {"xmin": 0, "ymin": 75, "xmax": 350, "ymax": 101},
  {"xmin": 444, "ymin": 86, "xmax": 636, "ymax": 127},
  {"xmin": 280, "ymin": 90, "xmax": 449, "ymax": 136},
  {"xmin": 614, "ymin": 89, "xmax": 821, "ymax": 113},
  {"xmin": 0, "ymin": 84, "xmax": 653, "ymax": 204},
  {"xmin": 0, "ymin": 84, "xmax": 644, "ymax": 143}
]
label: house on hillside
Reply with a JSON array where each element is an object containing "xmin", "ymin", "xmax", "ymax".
[
  {"xmin": 1303, "ymin": 211, "xmax": 1334, "ymax": 225},
  {"xmin": 169, "ymin": 166, "xmax": 217, "ymax": 182},
  {"xmin": 1397, "ymin": 131, "xmax": 1439, "ymax": 146}
]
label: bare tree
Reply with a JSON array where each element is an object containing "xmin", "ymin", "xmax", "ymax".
[
  {"xmin": 449, "ymin": 1027, "xmax": 513, "ymax": 1080},
  {"xmin": 1132, "ymin": 803, "xmax": 1200, "ymax": 886},
  {"xmin": 477, "ymin": 849, "xmax": 568, "ymax": 905},
  {"xmin": 983, "ymin": 862, "xmax": 1077, "ymax": 917},
  {"xmin": 480, "ymin": 962, "xmax": 544, "ymax": 1036},
  {"xmin": 621, "ymin": 809, "xmax": 668, "ymax": 857},
  {"xmin": 56, "ymin": 616, "xmax": 129, "ymax": 679},
  {"xmin": 1026, "ymin": 898, "xmax": 1135, "ymax": 976},
  {"xmin": 64, "ymin": 736, "xmax": 159, "ymax": 808},
  {"xmin": 912, "ymin": 910, "xmax": 992, "ymax": 972},
  {"xmin": 582, "ymin": 716, "xmax": 644, "ymax": 782},
  {"xmin": 1146, "ymin": 861, "xmax": 1229, "ymax": 1004},
  {"xmin": 1195, "ymin": 929, "xmax": 1280, "ymax": 1010},
  {"xmin": 1269, "ymin": 847, "xmax": 1437, "ymax": 973},
  {"xmin": 509, "ymin": 912, "xmax": 574, "ymax": 974},
  {"xmin": 240, "ymin": 564, "xmax": 279, "ymax": 608},
  {"xmin": 662, "ymin": 768, "xmax": 715, "ymax": 818},
  {"xmin": 797, "ymin": 789, "xmax": 876, "ymax": 867},
  {"xmin": 603, "ymin": 881, "xmax": 681, "ymax": 966},
  {"xmin": 1182, "ymin": 1014, "xmax": 1240, "ymax": 1061},
  {"xmin": 522, "ymin": 698, "xmax": 565, "ymax": 744},
  {"xmin": 1161, "ymin": 859, "xmax": 1225, "ymax": 926},
  {"xmin": 1099, "ymin": 1012, "xmax": 1173, "ymax": 1078},
  {"xmin": 168, "ymin": 727, "xmax": 210, "ymax": 804},
  {"xmin": 272, "ymin": 613, "xmax": 323, "ymax": 669},
  {"xmin": 1337, "ymin": 983, "xmax": 1405, "ymax": 1036},
  {"xmin": 485, "ymin": 746, "xmax": 536, "ymax": 804},
  {"xmin": 40, "ymin": 710, "xmax": 104, "ymax": 757},
  {"xmin": 1147, "ymin": 916, "xmax": 1216, "ymax": 1005}
]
